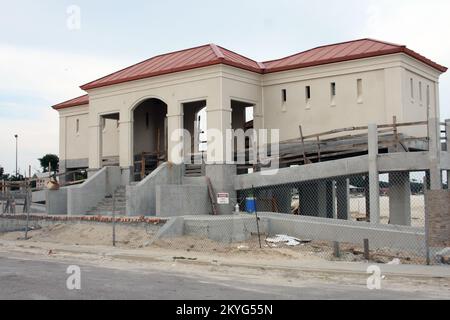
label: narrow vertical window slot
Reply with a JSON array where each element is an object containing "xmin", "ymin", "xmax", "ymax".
[
  {"xmin": 330, "ymin": 82, "xmax": 336, "ymax": 106},
  {"xmin": 357, "ymin": 79, "xmax": 363, "ymax": 104},
  {"xmin": 305, "ymin": 86, "xmax": 311, "ymax": 109}
]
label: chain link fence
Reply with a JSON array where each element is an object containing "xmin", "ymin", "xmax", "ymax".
[{"xmin": 1, "ymin": 170, "xmax": 446, "ymax": 266}]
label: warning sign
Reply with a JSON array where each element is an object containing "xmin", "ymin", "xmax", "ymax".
[{"xmin": 217, "ymin": 193, "xmax": 230, "ymax": 205}]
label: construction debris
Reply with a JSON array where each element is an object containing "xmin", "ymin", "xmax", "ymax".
[
  {"xmin": 387, "ymin": 258, "xmax": 402, "ymax": 265},
  {"xmin": 266, "ymin": 235, "xmax": 311, "ymax": 247},
  {"xmin": 436, "ymin": 248, "xmax": 450, "ymax": 265}
]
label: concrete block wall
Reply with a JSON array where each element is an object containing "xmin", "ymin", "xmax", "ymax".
[
  {"xmin": 46, "ymin": 188, "xmax": 68, "ymax": 215},
  {"xmin": 183, "ymin": 215, "xmax": 269, "ymax": 243},
  {"xmin": 126, "ymin": 163, "xmax": 182, "ymax": 216},
  {"xmin": 426, "ymin": 190, "xmax": 450, "ymax": 247},
  {"xmin": 263, "ymin": 213, "xmax": 425, "ymax": 253},
  {"xmin": 67, "ymin": 166, "xmax": 122, "ymax": 215},
  {"xmin": 156, "ymin": 185, "xmax": 211, "ymax": 217}
]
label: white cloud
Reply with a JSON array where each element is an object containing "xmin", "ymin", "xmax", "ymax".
[
  {"xmin": 363, "ymin": 0, "xmax": 450, "ymax": 61},
  {"xmin": 362, "ymin": 0, "xmax": 450, "ymax": 119},
  {"xmin": 0, "ymin": 43, "xmax": 129, "ymax": 102},
  {"xmin": 0, "ymin": 106, "xmax": 57, "ymax": 176},
  {"xmin": 0, "ymin": 44, "xmax": 129, "ymax": 174}
]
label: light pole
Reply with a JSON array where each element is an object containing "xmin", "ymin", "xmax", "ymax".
[{"xmin": 14, "ymin": 134, "xmax": 18, "ymax": 177}]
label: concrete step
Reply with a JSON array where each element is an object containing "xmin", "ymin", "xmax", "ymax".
[
  {"xmin": 100, "ymin": 198, "xmax": 126, "ymax": 203},
  {"xmin": 90, "ymin": 207, "xmax": 127, "ymax": 212},
  {"xmin": 86, "ymin": 185, "xmax": 128, "ymax": 215},
  {"xmin": 86, "ymin": 211, "xmax": 126, "ymax": 216}
]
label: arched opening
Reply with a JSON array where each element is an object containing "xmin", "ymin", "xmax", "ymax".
[{"xmin": 133, "ymin": 98, "xmax": 168, "ymax": 181}]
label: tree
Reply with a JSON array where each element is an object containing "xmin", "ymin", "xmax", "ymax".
[{"xmin": 39, "ymin": 154, "xmax": 59, "ymax": 173}]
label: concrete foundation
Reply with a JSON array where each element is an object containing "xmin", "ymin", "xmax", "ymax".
[
  {"xmin": 205, "ymin": 164, "xmax": 237, "ymax": 215},
  {"xmin": 264, "ymin": 213, "xmax": 425, "ymax": 253},
  {"xmin": 389, "ymin": 172, "xmax": 412, "ymax": 226},
  {"xmin": 143, "ymin": 213, "xmax": 425, "ymax": 253},
  {"xmin": 156, "ymin": 184, "xmax": 211, "ymax": 217},
  {"xmin": 183, "ymin": 215, "xmax": 268, "ymax": 243}
]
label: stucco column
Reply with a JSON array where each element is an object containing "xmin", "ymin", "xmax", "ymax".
[
  {"xmin": 167, "ymin": 102, "xmax": 183, "ymax": 164},
  {"xmin": 88, "ymin": 119, "xmax": 102, "ymax": 170},
  {"xmin": 253, "ymin": 102, "xmax": 263, "ymax": 131},
  {"xmin": 446, "ymin": 119, "xmax": 450, "ymax": 188},
  {"xmin": 119, "ymin": 119, "xmax": 133, "ymax": 184},
  {"xmin": 206, "ymin": 101, "xmax": 232, "ymax": 164},
  {"xmin": 59, "ymin": 116, "xmax": 67, "ymax": 184}
]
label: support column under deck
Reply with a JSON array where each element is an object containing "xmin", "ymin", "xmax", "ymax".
[
  {"xmin": 388, "ymin": 172, "xmax": 411, "ymax": 226},
  {"xmin": 336, "ymin": 178, "xmax": 349, "ymax": 220}
]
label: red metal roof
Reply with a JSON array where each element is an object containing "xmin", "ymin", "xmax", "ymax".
[
  {"xmin": 80, "ymin": 44, "xmax": 262, "ymax": 90},
  {"xmin": 52, "ymin": 94, "xmax": 89, "ymax": 110},
  {"xmin": 80, "ymin": 39, "xmax": 446, "ymax": 91},
  {"xmin": 263, "ymin": 38, "xmax": 447, "ymax": 73},
  {"xmin": 53, "ymin": 39, "xmax": 447, "ymax": 109}
]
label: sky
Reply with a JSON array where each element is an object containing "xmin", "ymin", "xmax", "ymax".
[{"xmin": 0, "ymin": 0, "xmax": 449, "ymax": 175}]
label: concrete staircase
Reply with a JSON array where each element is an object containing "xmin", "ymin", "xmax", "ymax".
[
  {"xmin": 86, "ymin": 186, "xmax": 126, "ymax": 216},
  {"xmin": 184, "ymin": 164, "xmax": 203, "ymax": 177}
]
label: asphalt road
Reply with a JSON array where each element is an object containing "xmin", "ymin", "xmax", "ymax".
[{"xmin": 0, "ymin": 254, "xmax": 443, "ymax": 300}]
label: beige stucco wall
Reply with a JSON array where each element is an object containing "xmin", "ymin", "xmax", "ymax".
[
  {"xmin": 263, "ymin": 69, "xmax": 386, "ymax": 140},
  {"xmin": 85, "ymin": 65, "xmax": 226, "ymax": 168},
  {"xmin": 57, "ymin": 52, "xmax": 444, "ymax": 170},
  {"xmin": 59, "ymin": 105, "xmax": 89, "ymax": 161},
  {"xmin": 399, "ymin": 56, "xmax": 440, "ymax": 138},
  {"xmin": 262, "ymin": 53, "xmax": 442, "ymax": 141}
]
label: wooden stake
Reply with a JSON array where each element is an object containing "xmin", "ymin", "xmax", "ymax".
[
  {"xmin": 364, "ymin": 239, "xmax": 370, "ymax": 260},
  {"xmin": 393, "ymin": 115, "xmax": 399, "ymax": 152},
  {"xmin": 299, "ymin": 125, "xmax": 310, "ymax": 165},
  {"xmin": 140, "ymin": 153, "xmax": 145, "ymax": 180},
  {"xmin": 317, "ymin": 136, "xmax": 321, "ymax": 162}
]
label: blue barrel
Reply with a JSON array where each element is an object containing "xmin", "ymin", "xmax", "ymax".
[{"xmin": 245, "ymin": 197, "xmax": 256, "ymax": 213}]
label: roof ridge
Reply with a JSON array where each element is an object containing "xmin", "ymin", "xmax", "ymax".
[
  {"xmin": 215, "ymin": 45, "xmax": 257, "ymax": 61},
  {"xmin": 54, "ymin": 94, "xmax": 88, "ymax": 105},
  {"xmin": 52, "ymin": 94, "xmax": 89, "ymax": 110},
  {"xmin": 81, "ymin": 44, "xmax": 212, "ymax": 90},
  {"xmin": 209, "ymin": 43, "xmax": 225, "ymax": 60},
  {"xmin": 364, "ymin": 38, "xmax": 405, "ymax": 47},
  {"xmin": 77, "ymin": 39, "xmax": 446, "ymax": 92},
  {"xmin": 262, "ymin": 38, "xmax": 403, "ymax": 64}
]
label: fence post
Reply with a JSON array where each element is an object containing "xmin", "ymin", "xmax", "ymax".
[
  {"xmin": 424, "ymin": 178, "xmax": 431, "ymax": 265},
  {"xmin": 333, "ymin": 241, "xmax": 340, "ymax": 258},
  {"xmin": 368, "ymin": 124, "xmax": 380, "ymax": 224},
  {"xmin": 363, "ymin": 239, "xmax": 370, "ymax": 260},
  {"xmin": 446, "ymin": 119, "xmax": 450, "ymax": 188},
  {"xmin": 112, "ymin": 192, "xmax": 116, "ymax": 247},
  {"xmin": 24, "ymin": 183, "xmax": 31, "ymax": 240},
  {"xmin": 252, "ymin": 185, "xmax": 262, "ymax": 249},
  {"xmin": 428, "ymin": 117, "xmax": 442, "ymax": 190}
]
